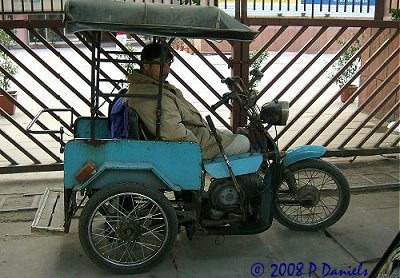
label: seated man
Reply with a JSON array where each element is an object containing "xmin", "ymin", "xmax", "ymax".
[{"xmin": 126, "ymin": 42, "xmax": 250, "ymax": 160}]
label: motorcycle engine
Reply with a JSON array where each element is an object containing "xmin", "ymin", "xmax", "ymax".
[{"xmin": 208, "ymin": 174, "xmax": 263, "ymax": 213}]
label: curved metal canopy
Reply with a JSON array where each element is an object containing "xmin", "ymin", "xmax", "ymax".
[{"xmin": 64, "ymin": 0, "xmax": 258, "ymax": 41}]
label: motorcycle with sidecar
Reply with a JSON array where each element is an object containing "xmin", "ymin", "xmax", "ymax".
[{"xmin": 28, "ymin": 0, "xmax": 350, "ymax": 274}]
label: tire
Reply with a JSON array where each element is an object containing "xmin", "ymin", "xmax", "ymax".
[
  {"xmin": 79, "ymin": 183, "xmax": 178, "ymax": 274},
  {"xmin": 274, "ymin": 158, "xmax": 350, "ymax": 231}
]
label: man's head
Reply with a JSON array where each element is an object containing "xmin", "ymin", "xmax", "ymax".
[{"xmin": 140, "ymin": 43, "xmax": 173, "ymax": 81}]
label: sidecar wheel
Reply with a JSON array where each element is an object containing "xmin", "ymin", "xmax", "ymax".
[
  {"xmin": 79, "ymin": 183, "xmax": 178, "ymax": 274},
  {"xmin": 274, "ymin": 159, "xmax": 350, "ymax": 231}
]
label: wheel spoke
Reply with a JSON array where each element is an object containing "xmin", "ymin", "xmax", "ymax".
[
  {"xmin": 126, "ymin": 241, "xmax": 140, "ymax": 262},
  {"xmin": 135, "ymin": 240, "xmax": 161, "ymax": 252},
  {"xmin": 127, "ymin": 197, "xmax": 151, "ymax": 218},
  {"xmin": 119, "ymin": 244, "xmax": 131, "ymax": 262},
  {"xmin": 93, "ymin": 232, "xmax": 119, "ymax": 242},
  {"xmin": 99, "ymin": 239, "xmax": 127, "ymax": 254},
  {"xmin": 139, "ymin": 238, "xmax": 146, "ymax": 260},
  {"xmin": 107, "ymin": 200, "xmax": 128, "ymax": 218},
  {"xmin": 141, "ymin": 223, "xmax": 166, "ymax": 241},
  {"xmin": 319, "ymin": 199, "xmax": 335, "ymax": 214}
]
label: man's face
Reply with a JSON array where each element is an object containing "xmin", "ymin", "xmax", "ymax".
[{"xmin": 142, "ymin": 59, "xmax": 172, "ymax": 82}]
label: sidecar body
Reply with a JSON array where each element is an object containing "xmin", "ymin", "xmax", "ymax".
[
  {"xmin": 65, "ymin": 117, "xmax": 263, "ymax": 191},
  {"xmin": 31, "ymin": 0, "xmax": 262, "ymax": 236}
]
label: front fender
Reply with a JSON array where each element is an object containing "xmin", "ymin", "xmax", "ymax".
[{"xmin": 282, "ymin": 145, "xmax": 326, "ymax": 166}]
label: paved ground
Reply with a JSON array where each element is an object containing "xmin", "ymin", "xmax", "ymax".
[{"xmin": 0, "ymin": 155, "xmax": 398, "ymax": 278}]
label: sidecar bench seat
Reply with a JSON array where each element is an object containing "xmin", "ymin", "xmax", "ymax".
[
  {"xmin": 73, "ymin": 90, "xmax": 154, "ymax": 140},
  {"xmin": 125, "ymin": 106, "xmax": 155, "ymax": 140},
  {"xmin": 74, "ymin": 117, "xmax": 110, "ymax": 139}
]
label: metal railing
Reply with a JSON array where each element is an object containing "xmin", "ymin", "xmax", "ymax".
[
  {"xmin": 0, "ymin": 0, "xmax": 398, "ymax": 173},
  {"xmin": 1, "ymin": 0, "xmax": 397, "ymax": 19}
]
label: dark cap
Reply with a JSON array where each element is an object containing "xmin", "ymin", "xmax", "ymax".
[{"xmin": 141, "ymin": 43, "xmax": 173, "ymax": 63}]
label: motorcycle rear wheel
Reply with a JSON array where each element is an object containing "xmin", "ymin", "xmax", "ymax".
[
  {"xmin": 274, "ymin": 158, "xmax": 350, "ymax": 231},
  {"xmin": 79, "ymin": 183, "xmax": 178, "ymax": 274}
]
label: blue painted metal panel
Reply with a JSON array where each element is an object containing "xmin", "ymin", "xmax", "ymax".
[
  {"xmin": 64, "ymin": 140, "xmax": 202, "ymax": 190},
  {"xmin": 282, "ymin": 145, "xmax": 326, "ymax": 166},
  {"xmin": 203, "ymin": 153, "xmax": 263, "ymax": 179}
]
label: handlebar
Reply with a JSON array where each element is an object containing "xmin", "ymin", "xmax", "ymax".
[
  {"xmin": 221, "ymin": 77, "xmax": 237, "ymax": 88},
  {"xmin": 211, "ymin": 77, "xmax": 244, "ymax": 110},
  {"xmin": 214, "ymin": 76, "xmax": 262, "ymax": 125},
  {"xmin": 211, "ymin": 92, "xmax": 235, "ymax": 110}
]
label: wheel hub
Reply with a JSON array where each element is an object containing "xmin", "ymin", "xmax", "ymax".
[
  {"xmin": 115, "ymin": 219, "xmax": 141, "ymax": 241},
  {"xmin": 297, "ymin": 185, "xmax": 320, "ymax": 207}
]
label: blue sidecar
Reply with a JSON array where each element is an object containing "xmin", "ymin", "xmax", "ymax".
[{"xmin": 27, "ymin": 0, "xmax": 350, "ymax": 274}]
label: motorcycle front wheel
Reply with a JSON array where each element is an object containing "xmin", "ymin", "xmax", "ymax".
[
  {"xmin": 274, "ymin": 158, "xmax": 350, "ymax": 231},
  {"xmin": 79, "ymin": 183, "xmax": 178, "ymax": 274}
]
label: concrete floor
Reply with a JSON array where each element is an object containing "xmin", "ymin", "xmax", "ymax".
[{"xmin": 0, "ymin": 156, "xmax": 399, "ymax": 277}]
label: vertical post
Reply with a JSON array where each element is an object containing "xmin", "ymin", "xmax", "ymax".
[
  {"xmin": 156, "ymin": 39, "xmax": 168, "ymax": 139},
  {"xmin": 231, "ymin": 0, "xmax": 250, "ymax": 131},
  {"xmin": 374, "ymin": 0, "xmax": 385, "ymax": 20},
  {"xmin": 90, "ymin": 31, "xmax": 101, "ymax": 139},
  {"xmin": 1, "ymin": 0, "xmax": 4, "ymax": 20},
  {"xmin": 234, "ymin": 0, "xmax": 240, "ymax": 19},
  {"xmin": 311, "ymin": 0, "xmax": 315, "ymax": 18}
]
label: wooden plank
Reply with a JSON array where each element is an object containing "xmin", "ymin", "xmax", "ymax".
[
  {"xmin": 34, "ymin": 189, "xmax": 58, "ymax": 228},
  {"xmin": 31, "ymin": 188, "xmax": 64, "ymax": 234},
  {"xmin": 49, "ymin": 191, "xmax": 64, "ymax": 231}
]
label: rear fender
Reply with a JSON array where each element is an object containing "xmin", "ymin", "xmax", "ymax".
[
  {"xmin": 282, "ymin": 145, "xmax": 326, "ymax": 166},
  {"xmin": 79, "ymin": 161, "xmax": 180, "ymax": 191}
]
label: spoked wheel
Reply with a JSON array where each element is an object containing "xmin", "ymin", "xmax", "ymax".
[
  {"xmin": 79, "ymin": 183, "xmax": 178, "ymax": 274},
  {"xmin": 274, "ymin": 158, "xmax": 350, "ymax": 231}
]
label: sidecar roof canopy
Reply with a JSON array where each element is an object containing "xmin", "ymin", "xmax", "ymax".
[{"xmin": 64, "ymin": 0, "xmax": 258, "ymax": 41}]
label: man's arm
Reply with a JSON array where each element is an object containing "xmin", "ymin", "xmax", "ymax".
[{"xmin": 159, "ymin": 96, "xmax": 199, "ymax": 143}]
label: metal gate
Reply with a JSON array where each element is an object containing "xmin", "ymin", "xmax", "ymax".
[{"xmin": 0, "ymin": 0, "xmax": 399, "ymax": 174}]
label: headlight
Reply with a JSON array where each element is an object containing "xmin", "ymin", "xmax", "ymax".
[{"xmin": 260, "ymin": 101, "xmax": 289, "ymax": 125}]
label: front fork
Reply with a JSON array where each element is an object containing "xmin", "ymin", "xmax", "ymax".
[{"xmin": 281, "ymin": 166, "xmax": 298, "ymax": 195}]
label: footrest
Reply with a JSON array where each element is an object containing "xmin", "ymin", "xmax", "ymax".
[{"xmin": 31, "ymin": 188, "xmax": 64, "ymax": 234}]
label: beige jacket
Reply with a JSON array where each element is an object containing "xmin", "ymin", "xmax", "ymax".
[{"xmin": 126, "ymin": 70, "xmax": 235, "ymax": 159}]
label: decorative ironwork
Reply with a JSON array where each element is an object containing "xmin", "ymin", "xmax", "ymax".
[{"xmin": 0, "ymin": 1, "xmax": 398, "ymax": 173}]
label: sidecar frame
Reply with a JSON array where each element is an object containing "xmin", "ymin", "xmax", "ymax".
[{"xmin": 27, "ymin": 3, "xmax": 351, "ymax": 272}]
